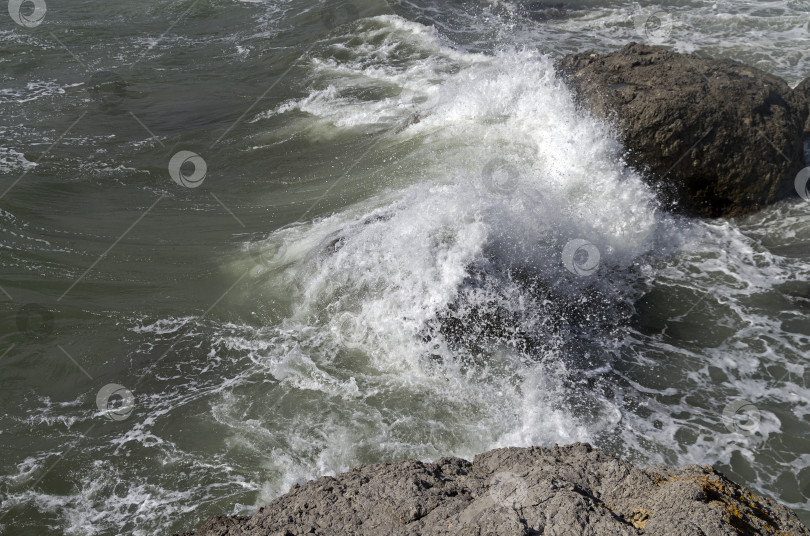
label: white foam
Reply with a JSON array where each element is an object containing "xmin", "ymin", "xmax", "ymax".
[
  {"xmin": 0, "ymin": 81, "xmax": 82, "ymax": 105},
  {"xmin": 12, "ymin": 5, "xmax": 810, "ymax": 534},
  {"xmin": 238, "ymin": 14, "xmax": 662, "ymax": 469},
  {"xmin": 234, "ymin": 11, "xmax": 810, "ymax": 522},
  {"xmin": 0, "ymin": 146, "xmax": 36, "ymax": 174}
]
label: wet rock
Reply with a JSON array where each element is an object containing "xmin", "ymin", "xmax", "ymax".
[
  {"xmin": 425, "ymin": 263, "xmax": 632, "ymax": 363},
  {"xmin": 796, "ymin": 77, "xmax": 810, "ymax": 135},
  {"xmin": 556, "ymin": 43, "xmax": 810, "ymax": 217},
  {"xmin": 177, "ymin": 443, "xmax": 809, "ymax": 535}
]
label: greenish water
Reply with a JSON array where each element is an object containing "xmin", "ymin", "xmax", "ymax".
[{"xmin": 1, "ymin": 0, "xmax": 809, "ymax": 534}]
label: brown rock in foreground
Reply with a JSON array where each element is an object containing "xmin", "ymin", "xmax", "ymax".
[
  {"xmin": 556, "ymin": 43, "xmax": 809, "ymax": 218},
  {"xmin": 178, "ymin": 443, "xmax": 808, "ymax": 535}
]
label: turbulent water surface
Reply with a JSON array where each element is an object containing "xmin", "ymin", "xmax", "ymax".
[{"xmin": 1, "ymin": 0, "xmax": 809, "ymax": 534}]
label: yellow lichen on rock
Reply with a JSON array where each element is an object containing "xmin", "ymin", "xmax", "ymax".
[{"xmin": 627, "ymin": 509, "xmax": 650, "ymax": 529}]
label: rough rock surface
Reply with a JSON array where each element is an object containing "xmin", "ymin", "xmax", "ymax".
[
  {"xmin": 556, "ymin": 43, "xmax": 809, "ymax": 218},
  {"xmin": 179, "ymin": 443, "xmax": 808, "ymax": 536},
  {"xmin": 796, "ymin": 77, "xmax": 810, "ymax": 134}
]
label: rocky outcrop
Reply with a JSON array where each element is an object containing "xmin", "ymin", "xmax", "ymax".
[
  {"xmin": 796, "ymin": 77, "xmax": 810, "ymax": 134},
  {"xmin": 178, "ymin": 443, "xmax": 808, "ymax": 535},
  {"xmin": 556, "ymin": 43, "xmax": 809, "ymax": 218}
]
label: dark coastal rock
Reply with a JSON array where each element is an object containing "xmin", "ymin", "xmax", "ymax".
[
  {"xmin": 178, "ymin": 443, "xmax": 808, "ymax": 535},
  {"xmin": 556, "ymin": 43, "xmax": 810, "ymax": 218},
  {"xmin": 796, "ymin": 77, "xmax": 810, "ymax": 134}
]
